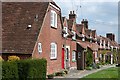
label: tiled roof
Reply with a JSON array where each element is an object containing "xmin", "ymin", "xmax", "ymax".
[
  {"xmin": 76, "ymin": 31, "xmax": 83, "ymax": 37},
  {"xmin": 2, "ymin": 2, "xmax": 49, "ymax": 54},
  {"xmin": 76, "ymin": 24, "xmax": 83, "ymax": 33},
  {"xmin": 67, "ymin": 19, "xmax": 74, "ymax": 30},
  {"xmin": 77, "ymin": 41, "xmax": 88, "ymax": 49},
  {"xmin": 68, "ymin": 29, "xmax": 74, "ymax": 36},
  {"xmin": 91, "ymin": 30, "xmax": 96, "ymax": 38},
  {"xmin": 88, "ymin": 42, "xmax": 99, "ymax": 51}
]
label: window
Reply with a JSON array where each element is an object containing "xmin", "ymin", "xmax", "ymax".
[
  {"xmin": 78, "ymin": 52, "xmax": 81, "ymax": 58},
  {"xmin": 66, "ymin": 48, "xmax": 69, "ymax": 60},
  {"xmin": 72, "ymin": 51, "xmax": 76, "ymax": 61},
  {"xmin": 90, "ymin": 36, "xmax": 92, "ymax": 42},
  {"xmin": 38, "ymin": 43, "xmax": 42, "ymax": 53},
  {"xmin": 72, "ymin": 31, "xmax": 76, "ymax": 40},
  {"xmin": 63, "ymin": 27, "xmax": 68, "ymax": 37},
  {"xmin": 82, "ymin": 34, "xmax": 85, "ymax": 41},
  {"xmin": 51, "ymin": 10, "xmax": 57, "ymax": 28},
  {"xmin": 50, "ymin": 43, "xmax": 57, "ymax": 59}
]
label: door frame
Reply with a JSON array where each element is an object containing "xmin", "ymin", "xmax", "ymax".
[{"xmin": 65, "ymin": 46, "xmax": 70, "ymax": 69}]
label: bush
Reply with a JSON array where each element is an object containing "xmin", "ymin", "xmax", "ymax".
[
  {"xmin": 47, "ymin": 74, "xmax": 54, "ymax": 79},
  {"xmin": 17, "ymin": 58, "xmax": 47, "ymax": 80},
  {"xmin": 96, "ymin": 63, "xmax": 100, "ymax": 69},
  {"xmin": 0, "ymin": 56, "xmax": 4, "ymax": 61},
  {"xmin": 8, "ymin": 56, "xmax": 20, "ymax": 61},
  {"xmin": 86, "ymin": 48, "xmax": 93, "ymax": 67},
  {"xmin": 85, "ymin": 66, "xmax": 93, "ymax": 70},
  {"xmin": 2, "ymin": 61, "xmax": 19, "ymax": 79},
  {"xmin": 2, "ymin": 58, "xmax": 47, "ymax": 80}
]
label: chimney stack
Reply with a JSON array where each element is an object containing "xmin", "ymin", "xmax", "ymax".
[
  {"xmin": 69, "ymin": 11, "xmax": 76, "ymax": 21},
  {"xmin": 81, "ymin": 19, "xmax": 88, "ymax": 29},
  {"xmin": 106, "ymin": 33, "xmax": 115, "ymax": 41}
]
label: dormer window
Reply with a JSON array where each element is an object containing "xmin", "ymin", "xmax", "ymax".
[
  {"xmin": 27, "ymin": 24, "xmax": 32, "ymax": 29},
  {"xmin": 90, "ymin": 36, "xmax": 92, "ymax": 42},
  {"xmin": 63, "ymin": 27, "xmax": 68, "ymax": 37},
  {"xmin": 72, "ymin": 31, "xmax": 76, "ymax": 40},
  {"xmin": 51, "ymin": 10, "xmax": 57, "ymax": 28},
  {"xmin": 82, "ymin": 34, "xmax": 85, "ymax": 41}
]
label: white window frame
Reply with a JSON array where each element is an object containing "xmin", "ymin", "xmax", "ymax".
[
  {"xmin": 72, "ymin": 31, "xmax": 76, "ymax": 40},
  {"xmin": 100, "ymin": 39, "xmax": 102, "ymax": 48},
  {"xmin": 63, "ymin": 27, "xmax": 68, "ymax": 37},
  {"xmin": 103, "ymin": 40, "xmax": 106, "ymax": 48},
  {"xmin": 50, "ymin": 43, "xmax": 57, "ymax": 59},
  {"xmin": 38, "ymin": 43, "xmax": 42, "ymax": 53},
  {"xmin": 72, "ymin": 51, "xmax": 76, "ymax": 61},
  {"xmin": 82, "ymin": 34, "xmax": 85, "ymax": 41},
  {"xmin": 51, "ymin": 10, "xmax": 57, "ymax": 28}
]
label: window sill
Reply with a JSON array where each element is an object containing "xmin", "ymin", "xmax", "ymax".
[
  {"xmin": 51, "ymin": 26, "xmax": 57, "ymax": 29},
  {"xmin": 72, "ymin": 39, "xmax": 76, "ymax": 41}
]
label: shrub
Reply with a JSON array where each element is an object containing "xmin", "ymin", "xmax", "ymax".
[
  {"xmin": 85, "ymin": 66, "xmax": 93, "ymax": 70},
  {"xmin": 2, "ymin": 61, "xmax": 19, "ymax": 79},
  {"xmin": 96, "ymin": 63, "xmax": 100, "ymax": 69},
  {"xmin": 47, "ymin": 74, "xmax": 54, "ymax": 79},
  {"xmin": 0, "ymin": 56, "xmax": 3, "ymax": 61},
  {"xmin": 86, "ymin": 48, "xmax": 93, "ymax": 67},
  {"xmin": 8, "ymin": 56, "xmax": 20, "ymax": 61},
  {"xmin": 17, "ymin": 58, "xmax": 47, "ymax": 80}
]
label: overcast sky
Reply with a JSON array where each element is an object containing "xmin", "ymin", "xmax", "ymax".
[{"xmin": 54, "ymin": 0, "xmax": 119, "ymax": 43}]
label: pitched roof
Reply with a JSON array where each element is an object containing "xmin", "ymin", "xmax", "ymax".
[
  {"xmin": 76, "ymin": 24, "xmax": 83, "ymax": 33},
  {"xmin": 67, "ymin": 19, "xmax": 74, "ymax": 30},
  {"xmin": 91, "ymin": 30, "xmax": 96, "ymax": 38},
  {"xmin": 2, "ymin": 2, "xmax": 49, "ymax": 54}
]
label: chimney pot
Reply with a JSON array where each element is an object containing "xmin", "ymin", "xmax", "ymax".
[
  {"xmin": 73, "ymin": 11, "xmax": 74, "ymax": 14},
  {"xmin": 70, "ymin": 11, "xmax": 72, "ymax": 14}
]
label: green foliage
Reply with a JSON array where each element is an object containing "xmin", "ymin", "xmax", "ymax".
[
  {"xmin": 86, "ymin": 48, "xmax": 93, "ymax": 67},
  {"xmin": 113, "ymin": 49, "xmax": 117, "ymax": 64},
  {"xmin": 17, "ymin": 58, "xmax": 47, "ymax": 80},
  {"xmin": 2, "ymin": 61, "xmax": 19, "ymax": 79},
  {"xmin": 85, "ymin": 66, "xmax": 93, "ymax": 70},
  {"xmin": 2, "ymin": 58, "xmax": 47, "ymax": 80},
  {"xmin": 83, "ymin": 67, "xmax": 118, "ymax": 78}
]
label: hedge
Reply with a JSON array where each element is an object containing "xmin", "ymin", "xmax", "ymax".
[
  {"xmin": 17, "ymin": 58, "xmax": 47, "ymax": 80},
  {"xmin": 2, "ymin": 61, "xmax": 19, "ymax": 80},
  {"xmin": 2, "ymin": 58, "xmax": 47, "ymax": 80}
]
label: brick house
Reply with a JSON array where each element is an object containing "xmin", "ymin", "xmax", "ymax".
[
  {"xmin": 97, "ymin": 34, "xmax": 119, "ymax": 64},
  {"xmin": 2, "ymin": 2, "xmax": 63, "ymax": 75},
  {"xmin": 62, "ymin": 11, "xmax": 77, "ymax": 70},
  {"xmin": 2, "ymin": 1, "xmax": 120, "ymax": 75}
]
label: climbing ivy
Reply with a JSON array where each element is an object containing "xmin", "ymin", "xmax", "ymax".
[{"xmin": 86, "ymin": 48, "xmax": 93, "ymax": 67}]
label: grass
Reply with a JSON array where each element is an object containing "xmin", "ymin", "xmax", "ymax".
[{"xmin": 83, "ymin": 67, "xmax": 119, "ymax": 78}]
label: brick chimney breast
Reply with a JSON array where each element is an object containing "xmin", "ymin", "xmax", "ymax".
[
  {"xmin": 69, "ymin": 11, "xmax": 76, "ymax": 21},
  {"xmin": 81, "ymin": 19, "xmax": 88, "ymax": 29}
]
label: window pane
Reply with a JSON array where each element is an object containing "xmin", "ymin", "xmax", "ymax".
[{"xmin": 50, "ymin": 43, "xmax": 57, "ymax": 59}]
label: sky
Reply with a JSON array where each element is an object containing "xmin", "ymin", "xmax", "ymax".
[{"xmin": 54, "ymin": 0, "xmax": 119, "ymax": 43}]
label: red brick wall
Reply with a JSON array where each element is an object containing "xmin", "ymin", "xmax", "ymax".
[{"xmin": 32, "ymin": 5, "xmax": 63, "ymax": 75}]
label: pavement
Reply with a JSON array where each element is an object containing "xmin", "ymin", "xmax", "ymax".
[
  {"xmin": 47, "ymin": 64, "xmax": 116, "ymax": 80},
  {"xmin": 64, "ymin": 64, "xmax": 116, "ymax": 78}
]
